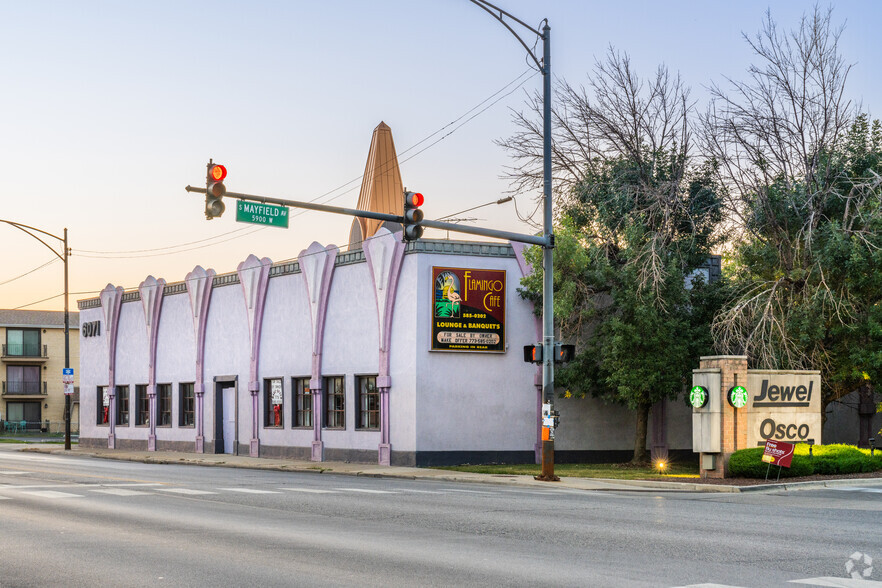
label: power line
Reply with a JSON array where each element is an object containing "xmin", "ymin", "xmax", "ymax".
[
  {"xmin": 73, "ymin": 226, "xmax": 265, "ymax": 259},
  {"xmin": 14, "ymin": 292, "xmax": 64, "ymax": 310},
  {"xmin": 0, "ymin": 257, "xmax": 59, "ymax": 287},
  {"xmin": 74, "ymin": 69, "xmax": 536, "ymax": 260},
  {"xmin": 437, "ymin": 196, "xmax": 513, "ymax": 221},
  {"xmin": 74, "ymin": 226, "xmax": 256, "ymax": 255},
  {"xmin": 21, "ymin": 228, "xmax": 406, "ymax": 309}
]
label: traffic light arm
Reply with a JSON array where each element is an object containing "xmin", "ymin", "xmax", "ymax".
[{"xmin": 185, "ymin": 186, "xmax": 551, "ymax": 247}]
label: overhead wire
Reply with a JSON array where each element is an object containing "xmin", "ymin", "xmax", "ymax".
[
  {"xmin": 73, "ymin": 68, "xmax": 538, "ymax": 260},
  {"xmin": 0, "ymin": 257, "xmax": 59, "ymax": 287},
  {"xmin": 18, "ymin": 226, "xmax": 413, "ymax": 308}
]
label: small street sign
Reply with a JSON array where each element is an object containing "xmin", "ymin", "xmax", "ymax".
[
  {"xmin": 236, "ymin": 201, "xmax": 289, "ymax": 228},
  {"xmin": 63, "ymin": 368, "xmax": 74, "ymax": 395}
]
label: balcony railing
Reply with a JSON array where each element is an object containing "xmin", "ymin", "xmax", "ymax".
[
  {"xmin": 1, "ymin": 381, "xmax": 46, "ymax": 395},
  {"xmin": 2, "ymin": 344, "xmax": 48, "ymax": 359}
]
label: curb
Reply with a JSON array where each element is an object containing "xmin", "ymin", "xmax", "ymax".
[{"xmin": 15, "ymin": 445, "xmax": 882, "ymax": 494}]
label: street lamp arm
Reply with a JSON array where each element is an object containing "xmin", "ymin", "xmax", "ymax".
[
  {"xmin": 468, "ymin": 0, "xmax": 544, "ymax": 71},
  {"xmin": 0, "ymin": 217, "xmax": 72, "ymax": 450},
  {"xmin": 0, "ymin": 219, "xmax": 65, "ymax": 262}
]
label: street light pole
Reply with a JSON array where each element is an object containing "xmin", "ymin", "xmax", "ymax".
[
  {"xmin": 468, "ymin": 1, "xmax": 558, "ymax": 480},
  {"xmin": 0, "ymin": 219, "xmax": 72, "ymax": 449}
]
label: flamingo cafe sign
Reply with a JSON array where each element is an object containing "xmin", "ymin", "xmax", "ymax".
[{"xmin": 431, "ymin": 267, "xmax": 506, "ymax": 353}]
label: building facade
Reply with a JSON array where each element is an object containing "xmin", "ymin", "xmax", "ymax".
[
  {"xmin": 0, "ymin": 309, "xmax": 79, "ymax": 431},
  {"xmin": 76, "ymin": 232, "xmax": 698, "ymax": 465}
]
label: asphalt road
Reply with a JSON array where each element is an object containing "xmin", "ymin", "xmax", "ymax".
[{"xmin": 0, "ymin": 446, "xmax": 880, "ymax": 587}]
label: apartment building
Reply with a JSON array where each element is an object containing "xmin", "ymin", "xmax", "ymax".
[{"xmin": 1, "ymin": 310, "xmax": 80, "ymax": 431}]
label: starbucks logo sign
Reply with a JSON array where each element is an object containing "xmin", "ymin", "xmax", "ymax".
[
  {"xmin": 689, "ymin": 385, "xmax": 709, "ymax": 408},
  {"xmin": 728, "ymin": 385, "xmax": 749, "ymax": 408}
]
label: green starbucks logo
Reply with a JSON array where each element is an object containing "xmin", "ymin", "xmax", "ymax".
[
  {"xmin": 689, "ymin": 385, "xmax": 709, "ymax": 408},
  {"xmin": 728, "ymin": 386, "xmax": 749, "ymax": 408}
]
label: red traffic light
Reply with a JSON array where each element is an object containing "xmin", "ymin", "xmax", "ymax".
[
  {"xmin": 406, "ymin": 192, "xmax": 424, "ymax": 207},
  {"xmin": 208, "ymin": 164, "xmax": 227, "ymax": 182}
]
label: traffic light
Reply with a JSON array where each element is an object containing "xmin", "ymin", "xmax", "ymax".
[
  {"xmin": 523, "ymin": 344, "xmax": 542, "ymax": 363},
  {"xmin": 525, "ymin": 343, "xmax": 574, "ymax": 364},
  {"xmin": 403, "ymin": 190, "xmax": 424, "ymax": 241},
  {"xmin": 205, "ymin": 163, "xmax": 227, "ymax": 220},
  {"xmin": 554, "ymin": 343, "xmax": 576, "ymax": 364}
]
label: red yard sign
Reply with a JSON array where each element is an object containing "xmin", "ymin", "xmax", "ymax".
[{"xmin": 761, "ymin": 439, "xmax": 795, "ymax": 468}]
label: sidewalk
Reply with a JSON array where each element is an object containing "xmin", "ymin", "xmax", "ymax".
[{"xmin": 18, "ymin": 444, "xmax": 882, "ymax": 494}]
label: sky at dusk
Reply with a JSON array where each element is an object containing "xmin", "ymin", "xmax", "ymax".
[{"xmin": 1, "ymin": 0, "xmax": 880, "ymax": 312}]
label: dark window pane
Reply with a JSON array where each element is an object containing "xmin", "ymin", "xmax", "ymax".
[
  {"xmin": 356, "ymin": 376, "xmax": 379, "ymax": 430},
  {"xmin": 293, "ymin": 378, "xmax": 312, "ymax": 428}
]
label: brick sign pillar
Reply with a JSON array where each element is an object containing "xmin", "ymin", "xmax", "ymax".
[{"xmin": 694, "ymin": 355, "xmax": 748, "ymax": 479}]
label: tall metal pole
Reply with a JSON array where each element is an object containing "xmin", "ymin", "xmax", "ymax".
[
  {"xmin": 538, "ymin": 23, "xmax": 559, "ymax": 481},
  {"xmin": 465, "ymin": 1, "xmax": 557, "ymax": 480},
  {"xmin": 64, "ymin": 228, "xmax": 71, "ymax": 450}
]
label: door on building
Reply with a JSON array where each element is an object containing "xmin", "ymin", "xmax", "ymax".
[
  {"xmin": 214, "ymin": 383, "xmax": 237, "ymax": 455},
  {"xmin": 223, "ymin": 387, "xmax": 235, "ymax": 454}
]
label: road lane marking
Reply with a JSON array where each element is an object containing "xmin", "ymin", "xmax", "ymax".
[
  {"xmin": 0, "ymin": 471, "xmax": 26, "ymax": 475},
  {"xmin": 0, "ymin": 484, "xmax": 89, "ymax": 489},
  {"xmin": 788, "ymin": 578, "xmax": 882, "ymax": 586},
  {"xmin": 333, "ymin": 488, "xmax": 399, "ymax": 494},
  {"xmin": 100, "ymin": 483, "xmax": 163, "ymax": 487},
  {"xmin": 834, "ymin": 488, "xmax": 882, "ymax": 494},
  {"xmin": 218, "ymin": 488, "xmax": 281, "ymax": 494},
  {"xmin": 90, "ymin": 488, "xmax": 152, "ymax": 496},
  {"xmin": 281, "ymin": 488, "xmax": 337, "ymax": 494},
  {"xmin": 395, "ymin": 489, "xmax": 446, "ymax": 494},
  {"xmin": 155, "ymin": 488, "xmax": 217, "ymax": 495},
  {"xmin": 445, "ymin": 488, "xmax": 495, "ymax": 495},
  {"xmin": 22, "ymin": 490, "xmax": 83, "ymax": 499},
  {"xmin": 672, "ymin": 584, "xmax": 747, "ymax": 587}
]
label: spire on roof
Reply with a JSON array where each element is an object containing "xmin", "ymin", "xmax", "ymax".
[{"xmin": 349, "ymin": 122, "xmax": 404, "ymax": 248}]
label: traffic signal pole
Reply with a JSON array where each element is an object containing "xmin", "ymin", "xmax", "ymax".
[
  {"xmin": 188, "ymin": 179, "xmax": 561, "ymax": 477},
  {"xmin": 189, "ymin": 4, "xmax": 560, "ymax": 481},
  {"xmin": 185, "ymin": 186, "xmax": 549, "ymax": 247},
  {"xmin": 468, "ymin": 1, "xmax": 558, "ymax": 481},
  {"xmin": 538, "ymin": 22, "xmax": 558, "ymax": 482}
]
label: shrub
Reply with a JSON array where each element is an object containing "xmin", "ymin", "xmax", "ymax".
[
  {"xmin": 727, "ymin": 443, "xmax": 882, "ymax": 478},
  {"xmin": 727, "ymin": 447, "xmax": 812, "ymax": 478}
]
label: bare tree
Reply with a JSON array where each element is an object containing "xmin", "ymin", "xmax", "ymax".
[
  {"xmin": 703, "ymin": 6, "xmax": 882, "ymax": 408},
  {"xmin": 498, "ymin": 47, "xmax": 703, "ymax": 299},
  {"xmin": 701, "ymin": 6, "xmax": 854, "ymax": 244},
  {"xmin": 504, "ymin": 49, "xmax": 725, "ymax": 463},
  {"xmin": 500, "ymin": 46, "xmax": 691, "ymax": 197}
]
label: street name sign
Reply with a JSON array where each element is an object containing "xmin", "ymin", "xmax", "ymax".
[
  {"xmin": 63, "ymin": 367, "xmax": 74, "ymax": 395},
  {"xmin": 236, "ymin": 201, "xmax": 289, "ymax": 228}
]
